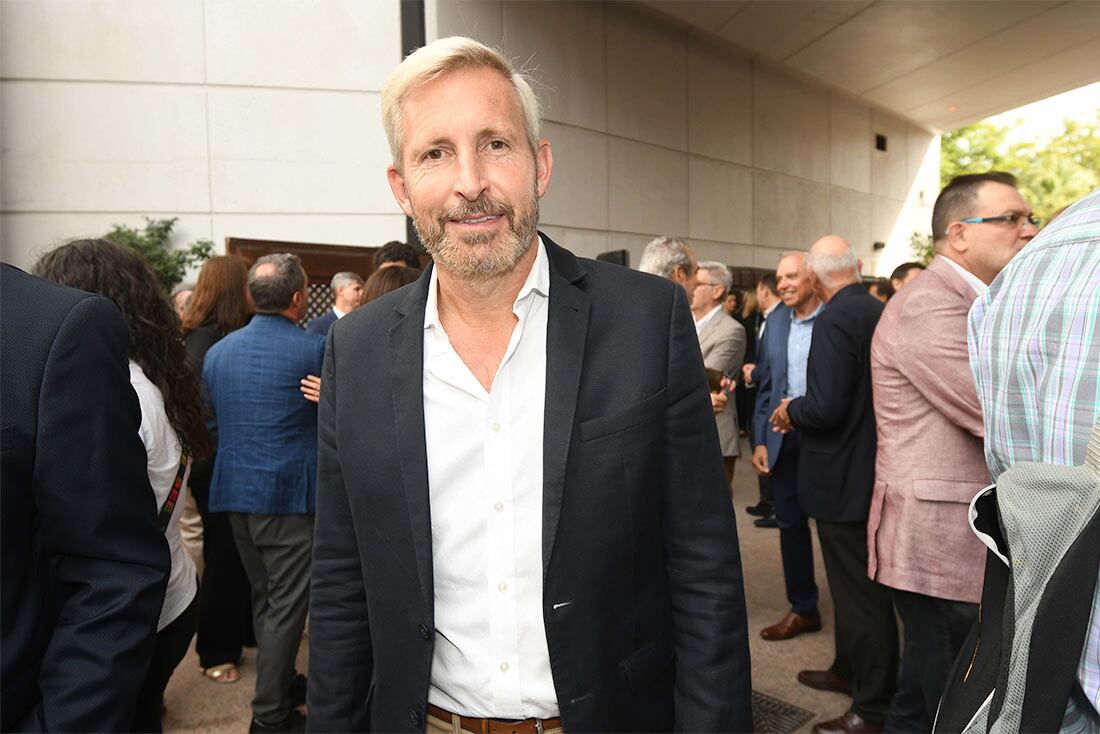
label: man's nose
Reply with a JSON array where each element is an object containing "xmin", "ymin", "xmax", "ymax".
[{"xmin": 454, "ymin": 149, "xmax": 488, "ymax": 201}]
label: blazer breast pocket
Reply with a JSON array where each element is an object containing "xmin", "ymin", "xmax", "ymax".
[{"xmin": 578, "ymin": 388, "xmax": 666, "ymax": 443}]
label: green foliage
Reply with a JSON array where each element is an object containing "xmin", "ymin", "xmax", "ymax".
[
  {"xmin": 941, "ymin": 110, "xmax": 1100, "ymax": 223},
  {"xmin": 104, "ymin": 217, "xmax": 214, "ymax": 292},
  {"xmin": 909, "ymin": 231, "xmax": 935, "ymax": 265}
]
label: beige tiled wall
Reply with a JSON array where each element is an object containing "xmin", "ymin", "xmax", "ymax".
[
  {"xmin": 0, "ymin": 0, "xmax": 406, "ymax": 269},
  {"xmin": 431, "ymin": 0, "xmax": 938, "ymax": 275}
]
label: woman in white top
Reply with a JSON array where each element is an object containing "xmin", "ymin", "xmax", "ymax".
[{"xmin": 33, "ymin": 239, "xmax": 213, "ymax": 733}]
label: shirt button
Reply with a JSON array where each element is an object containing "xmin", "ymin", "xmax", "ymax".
[
  {"xmin": 491, "ymin": 422, "xmax": 501, "ymax": 433},
  {"xmin": 418, "ymin": 623, "xmax": 430, "ymax": 640},
  {"xmin": 500, "ymin": 661, "xmax": 509, "ymax": 673},
  {"xmin": 494, "ymin": 501, "xmax": 504, "ymax": 512},
  {"xmin": 498, "ymin": 581, "xmax": 508, "ymax": 592}
]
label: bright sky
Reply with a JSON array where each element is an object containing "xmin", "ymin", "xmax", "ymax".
[{"xmin": 985, "ymin": 81, "xmax": 1100, "ymax": 142}]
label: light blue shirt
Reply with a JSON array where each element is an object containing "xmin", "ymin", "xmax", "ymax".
[{"xmin": 785, "ymin": 302, "xmax": 824, "ymax": 399}]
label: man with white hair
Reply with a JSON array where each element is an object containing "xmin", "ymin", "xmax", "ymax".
[
  {"xmin": 638, "ymin": 235, "xmax": 698, "ymax": 293},
  {"xmin": 307, "ymin": 36, "xmax": 751, "ymax": 733},
  {"xmin": 772, "ymin": 236, "xmax": 896, "ymax": 734},
  {"xmin": 691, "ymin": 260, "xmax": 747, "ymax": 491},
  {"xmin": 306, "ymin": 272, "xmax": 364, "ymax": 336}
]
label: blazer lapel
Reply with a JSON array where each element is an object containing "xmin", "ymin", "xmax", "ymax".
[
  {"xmin": 389, "ymin": 272, "xmax": 434, "ymax": 613},
  {"xmin": 541, "ymin": 236, "xmax": 590, "ymax": 574}
]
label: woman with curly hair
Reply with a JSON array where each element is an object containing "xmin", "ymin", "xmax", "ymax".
[
  {"xmin": 33, "ymin": 239, "xmax": 211, "ymax": 733},
  {"xmin": 180, "ymin": 255, "xmax": 256, "ymax": 685}
]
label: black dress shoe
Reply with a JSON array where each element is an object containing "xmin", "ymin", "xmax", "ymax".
[
  {"xmin": 798, "ymin": 669, "xmax": 852, "ymax": 695},
  {"xmin": 746, "ymin": 502, "xmax": 773, "ymax": 517},
  {"xmin": 250, "ymin": 709, "xmax": 306, "ymax": 734},
  {"xmin": 754, "ymin": 515, "xmax": 778, "ymax": 528},
  {"xmin": 289, "ymin": 673, "xmax": 307, "ymax": 707}
]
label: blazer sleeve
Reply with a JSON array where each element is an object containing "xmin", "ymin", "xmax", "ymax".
[
  {"xmin": 661, "ymin": 286, "xmax": 753, "ymax": 731},
  {"xmin": 752, "ymin": 328, "xmax": 774, "ymax": 448},
  {"xmin": 787, "ymin": 311, "xmax": 858, "ymax": 432},
  {"xmin": 33, "ymin": 296, "xmax": 170, "ymax": 733},
  {"xmin": 894, "ymin": 294, "xmax": 984, "ymax": 437},
  {"xmin": 307, "ymin": 327, "xmax": 374, "ymax": 732},
  {"xmin": 703, "ymin": 320, "xmax": 746, "ymax": 379}
]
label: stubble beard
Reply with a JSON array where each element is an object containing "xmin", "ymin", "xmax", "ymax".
[{"xmin": 412, "ymin": 190, "xmax": 539, "ymax": 281}]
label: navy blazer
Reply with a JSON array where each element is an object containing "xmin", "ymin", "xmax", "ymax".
[
  {"xmin": 307, "ymin": 235, "xmax": 753, "ymax": 733},
  {"xmin": 1, "ymin": 264, "xmax": 169, "ymax": 732},
  {"xmin": 786, "ymin": 284, "xmax": 883, "ymax": 522},
  {"xmin": 752, "ymin": 302, "xmax": 794, "ymax": 470},
  {"xmin": 203, "ymin": 314, "xmax": 325, "ymax": 514},
  {"xmin": 307, "ymin": 308, "xmax": 338, "ymax": 337}
]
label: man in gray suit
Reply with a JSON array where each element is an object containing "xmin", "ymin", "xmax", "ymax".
[{"xmin": 692, "ymin": 261, "xmax": 748, "ymax": 491}]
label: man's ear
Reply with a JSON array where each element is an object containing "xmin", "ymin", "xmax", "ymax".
[
  {"xmin": 387, "ymin": 164, "xmax": 414, "ymax": 217},
  {"xmin": 535, "ymin": 139, "xmax": 553, "ymax": 198},
  {"xmin": 946, "ymin": 221, "xmax": 970, "ymax": 254}
]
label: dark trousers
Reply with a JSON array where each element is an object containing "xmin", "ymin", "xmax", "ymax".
[
  {"xmin": 230, "ymin": 512, "xmax": 313, "ymax": 725},
  {"xmin": 886, "ymin": 589, "xmax": 978, "ymax": 729},
  {"xmin": 190, "ymin": 456, "xmax": 255, "ymax": 668},
  {"xmin": 771, "ymin": 433, "xmax": 818, "ymax": 615},
  {"xmin": 817, "ymin": 520, "xmax": 898, "ymax": 723},
  {"xmin": 131, "ymin": 593, "xmax": 199, "ymax": 733}
]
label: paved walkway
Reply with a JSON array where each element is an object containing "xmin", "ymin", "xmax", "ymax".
[{"xmin": 165, "ymin": 439, "xmax": 852, "ymax": 732}]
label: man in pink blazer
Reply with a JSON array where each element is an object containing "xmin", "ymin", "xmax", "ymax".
[{"xmin": 868, "ymin": 172, "xmax": 1038, "ymax": 732}]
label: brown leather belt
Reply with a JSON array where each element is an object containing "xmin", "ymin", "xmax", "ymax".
[{"xmin": 426, "ymin": 703, "xmax": 562, "ymax": 734}]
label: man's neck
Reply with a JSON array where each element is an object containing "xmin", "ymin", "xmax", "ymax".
[
  {"xmin": 692, "ymin": 300, "xmax": 721, "ymax": 321},
  {"xmin": 435, "ymin": 237, "xmax": 539, "ymax": 329},
  {"xmin": 822, "ymin": 279, "xmax": 858, "ymax": 303},
  {"xmin": 793, "ymin": 295, "xmax": 821, "ymax": 319}
]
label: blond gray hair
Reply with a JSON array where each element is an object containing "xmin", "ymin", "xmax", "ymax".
[
  {"xmin": 381, "ymin": 36, "xmax": 542, "ymax": 169},
  {"xmin": 639, "ymin": 236, "xmax": 695, "ymax": 280},
  {"xmin": 697, "ymin": 261, "xmax": 732, "ymax": 297}
]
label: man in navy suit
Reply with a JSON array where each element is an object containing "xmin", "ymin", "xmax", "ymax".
[
  {"xmin": 750, "ymin": 252, "xmax": 824, "ymax": 641},
  {"xmin": 204, "ymin": 253, "xmax": 325, "ymax": 733},
  {"xmin": 1, "ymin": 263, "xmax": 170, "ymax": 732},
  {"xmin": 306, "ymin": 271, "xmax": 363, "ymax": 336},
  {"xmin": 307, "ymin": 36, "xmax": 751, "ymax": 733},
  {"xmin": 771, "ymin": 236, "xmax": 897, "ymax": 734}
]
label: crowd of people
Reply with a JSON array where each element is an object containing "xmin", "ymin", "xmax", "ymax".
[{"xmin": 2, "ymin": 34, "xmax": 1098, "ymax": 734}]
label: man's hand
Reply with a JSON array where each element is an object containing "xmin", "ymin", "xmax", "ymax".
[
  {"xmin": 711, "ymin": 391, "xmax": 728, "ymax": 414},
  {"xmin": 770, "ymin": 397, "xmax": 793, "ymax": 433},
  {"xmin": 751, "ymin": 445, "xmax": 770, "ymax": 476},
  {"xmin": 300, "ymin": 374, "xmax": 321, "ymax": 404},
  {"xmin": 742, "ymin": 363, "xmax": 755, "ymax": 386}
]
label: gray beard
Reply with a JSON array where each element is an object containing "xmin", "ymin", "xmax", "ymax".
[{"xmin": 413, "ymin": 193, "xmax": 540, "ymax": 281}]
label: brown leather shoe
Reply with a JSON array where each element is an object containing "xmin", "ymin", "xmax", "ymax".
[
  {"xmin": 759, "ymin": 610, "xmax": 822, "ymax": 640},
  {"xmin": 798, "ymin": 669, "xmax": 852, "ymax": 695},
  {"xmin": 811, "ymin": 710, "xmax": 883, "ymax": 734}
]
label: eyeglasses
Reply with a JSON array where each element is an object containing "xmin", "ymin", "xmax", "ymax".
[
  {"xmin": 958, "ymin": 212, "xmax": 1040, "ymax": 229},
  {"xmin": 694, "ymin": 281, "xmax": 721, "ymax": 288}
]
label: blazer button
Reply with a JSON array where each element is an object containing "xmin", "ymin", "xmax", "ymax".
[
  {"xmin": 418, "ymin": 623, "xmax": 431, "ymax": 641},
  {"xmin": 409, "ymin": 709, "xmax": 422, "ymax": 727}
]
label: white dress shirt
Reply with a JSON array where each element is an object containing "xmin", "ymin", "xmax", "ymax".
[
  {"xmin": 694, "ymin": 304, "xmax": 724, "ymax": 334},
  {"xmin": 941, "ymin": 254, "xmax": 988, "ymax": 298},
  {"xmin": 422, "ymin": 239, "xmax": 558, "ymax": 718}
]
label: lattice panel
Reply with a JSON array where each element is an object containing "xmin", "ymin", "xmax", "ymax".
[{"xmin": 301, "ymin": 283, "xmax": 335, "ymax": 328}]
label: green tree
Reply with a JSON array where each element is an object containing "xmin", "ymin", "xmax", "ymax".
[
  {"xmin": 104, "ymin": 217, "xmax": 214, "ymax": 292},
  {"xmin": 940, "ymin": 110, "xmax": 1100, "ymax": 223}
]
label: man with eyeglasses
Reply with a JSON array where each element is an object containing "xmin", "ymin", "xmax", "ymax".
[{"xmin": 867, "ymin": 172, "xmax": 1037, "ymax": 733}]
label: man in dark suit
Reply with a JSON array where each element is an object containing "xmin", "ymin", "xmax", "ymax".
[
  {"xmin": 307, "ymin": 36, "xmax": 752, "ymax": 733},
  {"xmin": 306, "ymin": 271, "xmax": 363, "ymax": 336},
  {"xmin": 204, "ymin": 253, "xmax": 325, "ymax": 733},
  {"xmin": 771, "ymin": 236, "xmax": 897, "ymax": 734},
  {"xmin": 0, "ymin": 263, "xmax": 170, "ymax": 732},
  {"xmin": 750, "ymin": 252, "xmax": 824, "ymax": 641}
]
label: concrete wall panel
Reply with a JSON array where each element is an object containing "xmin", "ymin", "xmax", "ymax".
[
  {"xmin": 753, "ymin": 65, "xmax": 829, "ymax": 183},
  {"xmin": 539, "ymin": 226, "xmax": 610, "ymax": 261},
  {"xmin": 1, "ymin": 81, "xmax": 209, "ymax": 213},
  {"xmin": 691, "ymin": 239, "xmax": 755, "ymax": 268},
  {"xmin": 608, "ymin": 139, "xmax": 689, "ymax": 236},
  {"xmin": 211, "ymin": 214, "xmax": 407, "ymax": 250},
  {"xmin": 871, "ymin": 110, "xmax": 909, "ymax": 201},
  {"xmin": 830, "ymin": 95, "xmax": 872, "ymax": 193},
  {"xmin": 753, "ymin": 171, "xmax": 829, "ymax": 250},
  {"xmin": 606, "ymin": 7, "xmax": 688, "ymax": 150},
  {"xmin": 0, "ymin": 0, "xmax": 205, "ymax": 83},
  {"xmin": 688, "ymin": 156, "xmax": 753, "ymax": 244},
  {"xmin": 830, "ymin": 187, "xmax": 872, "ymax": 255},
  {"xmin": 688, "ymin": 37, "xmax": 752, "ymax": 166},
  {"xmin": 207, "ymin": 88, "xmax": 396, "ymax": 214},
  {"xmin": 429, "ymin": 0, "xmax": 503, "ymax": 46},
  {"xmin": 503, "ymin": 2, "xmax": 607, "ymax": 132},
  {"xmin": 205, "ymin": 0, "xmax": 400, "ymax": 91},
  {"xmin": 540, "ymin": 123, "xmax": 609, "ymax": 230}
]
